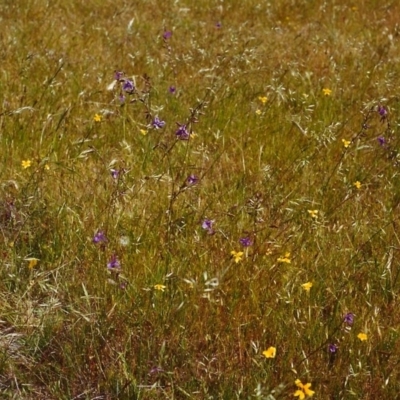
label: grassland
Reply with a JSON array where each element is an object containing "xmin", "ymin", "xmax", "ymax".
[{"xmin": 1, "ymin": 0, "xmax": 400, "ymax": 399}]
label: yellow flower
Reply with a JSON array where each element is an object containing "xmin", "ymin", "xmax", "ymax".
[
  {"xmin": 231, "ymin": 250, "xmax": 244, "ymax": 263},
  {"xmin": 357, "ymin": 332, "xmax": 368, "ymax": 341},
  {"xmin": 258, "ymin": 96, "xmax": 268, "ymax": 104},
  {"xmin": 154, "ymin": 284, "xmax": 166, "ymax": 292},
  {"xmin": 27, "ymin": 258, "xmax": 39, "ymax": 270},
  {"xmin": 277, "ymin": 252, "xmax": 291, "ymax": 264},
  {"xmin": 322, "ymin": 88, "xmax": 332, "ymax": 96},
  {"xmin": 301, "ymin": 282, "xmax": 313, "ymax": 292},
  {"xmin": 140, "ymin": 129, "xmax": 148, "ymax": 136},
  {"xmin": 21, "ymin": 160, "xmax": 32, "ymax": 169},
  {"xmin": 255, "ymin": 109, "xmax": 262, "ymax": 115},
  {"xmin": 262, "ymin": 347, "xmax": 276, "ymax": 358},
  {"xmin": 93, "ymin": 113, "xmax": 102, "ymax": 122},
  {"xmin": 294, "ymin": 379, "xmax": 315, "ymax": 398},
  {"xmin": 307, "ymin": 209, "xmax": 318, "ymax": 218},
  {"xmin": 44, "ymin": 164, "xmax": 50, "ymax": 170},
  {"xmin": 342, "ymin": 139, "xmax": 351, "ymax": 148},
  {"xmin": 353, "ymin": 181, "xmax": 361, "ymax": 189}
]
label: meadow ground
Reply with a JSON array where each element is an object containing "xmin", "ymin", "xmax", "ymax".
[{"xmin": 1, "ymin": 0, "xmax": 400, "ymax": 399}]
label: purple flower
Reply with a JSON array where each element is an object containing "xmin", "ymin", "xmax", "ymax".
[
  {"xmin": 202, "ymin": 219, "xmax": 215, "ymax": 234},
  {"xmin": 152, "ymin": 116, "xmax": 166, "ymax": 129},
  {"xmin": 215, "ymin": 22, "xmax": 222, "ymax": 28},
  {"xmin": 150, "ymin": 366, "xmax": 164, "ymax": 374},
  {"xmin": 176, "ymin": 123, "xmax": 190, "ymax": 140},
  {"xmin": 378, "ymin": 105, "xmax": 387, "ymax": 121},
  {"xmin": 169, "ymin": 85, "xmax": 176, "ymax": 94},
  {"xmin": 344, "ymin": 312, "xmax": 354, "ymax": 326},
  {"xmin": 114, "ymin": 71, "xmax": 124, "ymax": 81},
  {"xmin": 163, "ymin": 31, "xmax": 172, "ymax": 40},
  {"xmin": 239, "ymin": 237, "xmax": 252, "ymax": 247},
  {"xmin": 93, "ymin": 230, "xmax": 107, "ymax": 244},
  {"xmin": 187, "ymin": 174, "xmax": 199, "ymax": 185},
  {"xmin": 123, "ymin": 79, "xmax": 135, "ymax": 93},
  {"xmin": 110, "ymin": 169, "xmax": 120, "ymax": 179},
  {"xmin": 377, "ymin": 136, "xmax": 386, "ymax": 147},
  {"xmin": 328, "ymin": 344, "xmax": 338, "ymax": 353},
  {"xmin": 107, "ymin": 254, "xmax": 121, "ymax": 270}
]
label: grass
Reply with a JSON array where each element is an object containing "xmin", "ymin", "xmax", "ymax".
[{"xmin": 1, "ymin": 0, "xmax": 400, "ymax": 398}]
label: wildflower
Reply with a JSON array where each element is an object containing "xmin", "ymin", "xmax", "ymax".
[
  {"xmin": 154, "ymin": 284, "xmax": 166, "ymax": 291},
  {"xmin": 342, "ymin": 139, "xmax": 351, "ymax": 148},
  {"xmin": 353, "ymin": 181, "xmax": 361, "ymax": 189},
  {"xmin": 22, "ymin": 160, "xmax": 32, "ymax": 169},
  {"xmin": 377, "ymin": 136, "xmax": 386, "ymax": 147},
  {"xmin": 27, "ymin": 258, "xmax": 39, "ymax": 270},
  {"xmin": 187, "ymin": 174, "xmax": 199, "ymax": 185},
  {"xmin": 93, "ymin": 230, "xmax": 107, "ymax": 244},
  {"xmin": 378, "ymin": 105, "xmax": 387, "ymax": 121},
  {"xmin": 301, "ymin": 282, "xmax": 313, "ymax": 292},
  {"xmin": 169, "ymin": 85, "xmax": 176, "ymax": 94},
  {"xmin": 294, "ymin": 379, "xmax": 315, "ymax": 399},
  {"xmin": 357, "ymin": 332, "xmax": 368, "ymax": 341},
  {"xmin": 307, "ymin": 209, "xmax": 318, "ymax": 218},
  {"xmin": 140, "ymin": 129, "xmax": 148, "ymax": 136},
  {"xmin": 110, "ymin": 169, "xmax": 119, "ymax": 179},
  {"xmin": 163, "ymin": 31, "xmax": 172, "ymax": 40},
  {"xmin": 215, "ymin": 22, "xmax": 222, "ymax": 28},
  {"xmin": 239, "ymin": 237, "xmax": 252, "ymax": 247},
  {"xmin": 255, "ymin": 109, "xmax": 262, "ymax": 115},
  {"xmin": 322, "ymin": 88, "xmax": 332, "ymax": 96},
  {"xmin": 277, "ymin": 252, "xmax": 291, "ymax": 263},
  {"xmin": 344, "ymin": 312, "xmax": 354, "ymax": 326},
  {"xmin": 107, "ymin": 254, "xmax": 121, "ymax": 271},
  {"xmin": 152, "ymin": 116, "xmax": 166, "ymax": 129},
  {"xmin": 262, "ymin": 347, "xmax": 276, "ymax": 358},
  {"xmin": 93, "ymin": 113, "xmax": 102, "ymax": 122},
  {"xmin": 114, "ymin": 71, "xmax": 124, "ymax": 81},
  {"xmin": 202, "ymin": 219, "xmax": 215, "ymax": 234},
  {"xmin": 119, "ymin": 94, "xmax": 125, "ymax": 104},
  {"xmin": 44, "ymin": 164, "xmax": 50, "ymax": 170},
  {"xmin": 231, "ymin": 250, "xmax": 244, "ymax": 263},
  {"xmin": 122, "ymin": 79, "xmax": 135, "ymax": 93},
  {"xmin": 176, "ymin": 123, "xmax": 190, "ymax": 140},
  {"xmin": 328, "ymin": 343, "xmax": 338, "ymax": 353},
  {"xmin": 258, "ymin": 96, "xmax": 268, "ymax": 104}
]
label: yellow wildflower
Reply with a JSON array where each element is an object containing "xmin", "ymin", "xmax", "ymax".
[
  {"xmin": 21, "ymin": 160, "xmax": 32, "ymax": 169},
  {"xmin": 93, "ymin": 113, "xmax": 102, "ymax": 122},
  {"xmin": 294, "ymin": 379, "xmax": 315, "ymax": 399},
  {"xmin": 322, "ymin": 88, "xmax": 332, "ymax": 96},
  {"xmin": 357, "ymin": 332, "xmax": 368, "ymax": 341},
  {"xmin": 154, "ymin": 284, "xmax": 166, "ymax": 292},
  {"xmin": 307, "ymin": 209, "xmax": 318, "ymax": 218},
  {"xmin": 27, "ymin": 258, "xmax": 39, "ymax": 270},
  {"xmin": 258, "ymin": 96, "xmax": 268, "ymax": 104},
  {"xmin": 255, "ymin": 109, "xmax": 262, "ymax": 115},
  {"xmin": 140, "ymin": 129, "xmax": 148, "ymax": 136},
  {"xmin": 262, "ymin": 347, "xmax": 276, "ymax": 359},
  {"xmin": 277, "ymin": 252, "xmax": 291, "ymax": 264},
  {"xmin": 342, "ymin": 139, "xmax": 351, "ymax": 148},
  {"xmin": 301, "ymin": 282, "xmax": 313, "ymax": 292},
  {"xmin": 231, "ymin": 250, "xmax": 244, "ymax": 263},
  {"xmin": 353, "ymin": 181, "xmax": 361, "ymax": 189}
]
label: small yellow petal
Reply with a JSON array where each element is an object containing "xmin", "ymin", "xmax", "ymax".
[
  {"xmin": 301, "ymin": 282, "xmax": 313, "ymax": 292},
  {"xmin": 262, "ymin": 346, "xmax": 276, "ymax": 358},
  {"xmin": 357, "ymin": 332, "xmax": 368, "ymax": 341}
]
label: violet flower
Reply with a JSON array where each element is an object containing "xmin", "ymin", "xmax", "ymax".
[
  {"xmin": 176, "ymin": 123, "xmax": 190, "ymax": 140},
  {"xmin": 93, "ymin": 231, "xmax": 107, "ymax": 244},
  {"xmin": 343, "ymin": 312, "xmax": 354, "ymax": 326},
  {"xmin": 239, "ymin": 237, "xmax": 252, "ymax": 247},
  {"xmin": 377, "ymin": 136, "xmax": 386, "ymax": 147},
  {"xmin": 187, "ymin": 175, "xmax": 199, "ymax": 185},
  {"xmin": 123, "ymin": 79, "xmax": 135, "ymax": 93},
  {"xmin": 163, "ymin": 31, "xmax": 172, "ymax": 40},
  {"xmin": 202, "ymin": 219, "xmax": 215, "ymax": 234},
  {"xmin": 107, "ymin": 254, "xmax": 121, "ymax": 271},
  {"xmin": 152, "ymin": 116, "xmax": 166, "ymax": 129},
  {"xmin": 378, "ymin": 105, "xmax": 387, "ymax": 121},
  {"xmin": 328, "ymin": 343, "xmax": 338, "ymax": 353}
]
